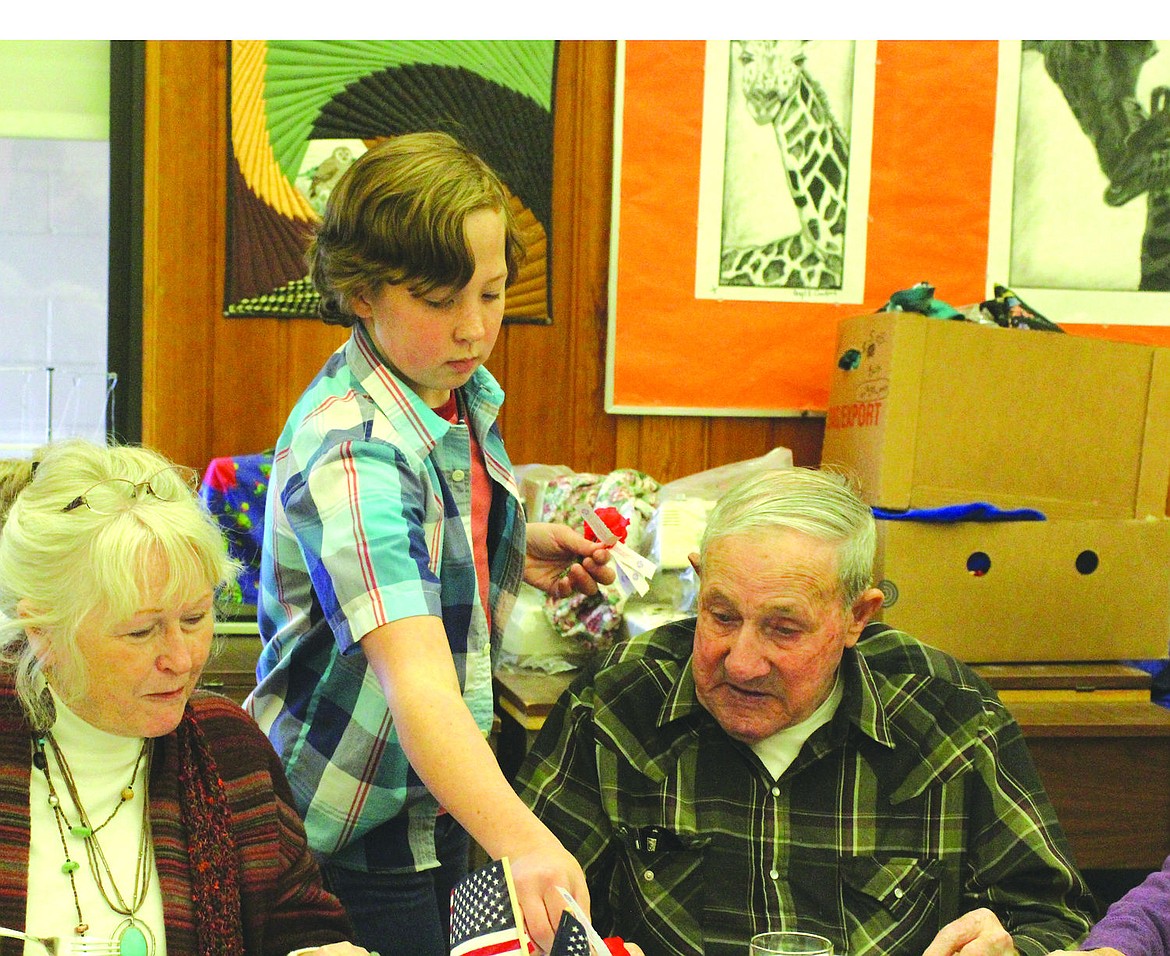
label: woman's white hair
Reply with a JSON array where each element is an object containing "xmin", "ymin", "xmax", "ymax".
[
  {"xmin": 0, "ymin": 438, "xmax": 239, "ymax": 728},
  {"xmin": 699, "ymin": 467, "xmax": 877, "ymax": 605}
]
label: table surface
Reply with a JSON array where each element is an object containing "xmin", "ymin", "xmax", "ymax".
[
  {"xmin": 973, "ymin": 662, "xmax": 1153, "ymax": 690},
  {"xmin": 1007, "ymin": 698, "xmax": 1170, "ymax": 736},
  {"xmin": 495, "ymin": 668, "xmax": 575, "ymax": 722}
]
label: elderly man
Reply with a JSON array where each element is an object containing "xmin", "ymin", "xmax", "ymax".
[{"xmin": 516, "ymin": 468, "xmax": 1095, "ymax": 956}]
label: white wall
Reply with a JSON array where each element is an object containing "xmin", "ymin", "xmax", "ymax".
[
  {"xmin": 0, "ymin": 41, "xmax": 110, "ymax": 456},
  {"xmin": 0, "ymin": 138, "xmax": 110, "ymax": 455},
  {"xmin": 0, "ymin": 40, "xmax": 109, "ymax": 140}
]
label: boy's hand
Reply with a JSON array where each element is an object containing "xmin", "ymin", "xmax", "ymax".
[
  {"xmin": 524, "ymin": 522, "xmax": 615, "ymax": 598},
  {"xmin": 509, "ymin": 838, "xmax": 591, "ymax": 955}
]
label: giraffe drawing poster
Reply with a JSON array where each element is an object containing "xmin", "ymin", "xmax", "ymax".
[
  {"xmin": 988, "ymin": 41, "xmax": 1170, "ymax": 326},
  {"xmin": 694, "ymin": 40, "xmax": 876, "ymax": 303},
  {"xmin": 608, "ymin": 40, "xmax": 1003, "ymax": 416}
]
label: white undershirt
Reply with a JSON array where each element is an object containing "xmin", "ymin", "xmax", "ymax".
[
  {"xmin": 25, "ymin": 688, "xmax": 167, "ymax": 956},
  {"xmin": 749, "ymin": 671, "xmax": 843, "ymax": 781}
]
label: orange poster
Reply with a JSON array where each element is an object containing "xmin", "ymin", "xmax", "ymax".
[{"xmin": 606, "ymin": 40, "xmax": 1170, "ymax": 416}]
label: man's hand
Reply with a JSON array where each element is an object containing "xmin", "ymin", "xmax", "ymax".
[
  {"xmin": 922, "ymin": 908, "xmax": 1017, "ymax": 956},
  {"xmin": 296, "ymin": 944, "xmax": 371, "ymax": 956},
  {"xmin": 524, "ymin": 522, "xmax": 615, "ymax": 599}
]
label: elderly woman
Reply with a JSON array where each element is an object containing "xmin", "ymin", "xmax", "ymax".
[{"xmin": 0, "ymin": 439, "xmax": 366, "ymax": 956}]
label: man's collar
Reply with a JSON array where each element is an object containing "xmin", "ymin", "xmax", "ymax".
[
  {"xmin": 837, "ymin": 643, "xmax": 896, "ymax": 749},
  {"xmin": 657, "ymin": 656, "xmax": 707, "ymax": 729}
]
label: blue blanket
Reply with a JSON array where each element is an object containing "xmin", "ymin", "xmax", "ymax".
[{"xmin": 873, "ymin": 502, "xmax": 1046, "ymax": 523}]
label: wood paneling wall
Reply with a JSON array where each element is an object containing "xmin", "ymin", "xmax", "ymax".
[{"xmin": 141, "ymin": 40, "xmax": 823, "ymax": 482}]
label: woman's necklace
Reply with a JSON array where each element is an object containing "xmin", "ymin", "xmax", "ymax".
[{"xmin": 32, "ymin": 732, "xmax": 157, "ymax": 956}]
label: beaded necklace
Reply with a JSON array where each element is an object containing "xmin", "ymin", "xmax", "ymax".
[{"xmin": 32, "ymin": 732, "xmax": 157, "ymax": 956}]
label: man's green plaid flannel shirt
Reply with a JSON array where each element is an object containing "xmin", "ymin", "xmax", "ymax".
[{"xmin": 516, "ymin": 620, "xmax": 1095, "ymax": 956}]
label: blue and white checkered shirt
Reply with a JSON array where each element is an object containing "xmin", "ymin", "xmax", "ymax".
[{"xmin": 247, "ymin": 322, "xmax": 525, "ymax": 871}]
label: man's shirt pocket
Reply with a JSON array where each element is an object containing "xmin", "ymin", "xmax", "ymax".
[{"xmin": 839, "ymin": 855, "xmax": 945, "ymax": 955}]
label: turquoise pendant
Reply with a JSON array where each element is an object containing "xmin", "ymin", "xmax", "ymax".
[{"xmin": 118, "ymin": 924, "xmax": 149, "ymax": 956}]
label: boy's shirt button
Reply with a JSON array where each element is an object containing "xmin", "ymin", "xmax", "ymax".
[{"xmin": 452, "ymin": 469, "xmax": 466, "ymax": 481}]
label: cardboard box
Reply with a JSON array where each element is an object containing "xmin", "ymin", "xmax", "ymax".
[
  {"xmin": 874, "ymin": 517, "xmax": 1170, "ymax": 662},
  {"xmin": 821, "ymin": 312, "xmax": 1170, "ymax": 519}
]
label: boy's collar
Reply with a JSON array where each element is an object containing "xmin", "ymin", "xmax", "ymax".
[{"xmin": 345, "ymin": 323, "xmax": 503, "ymax": 446}]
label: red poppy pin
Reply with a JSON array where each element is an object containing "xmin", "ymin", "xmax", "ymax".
[{"xmin": 584, "ymin": 506, "xmax": 630, "ymax": 545}]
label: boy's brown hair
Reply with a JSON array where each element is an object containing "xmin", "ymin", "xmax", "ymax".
[{"xmin": 307, "ymin": 131, "xmax": 527, "ymax": 326}]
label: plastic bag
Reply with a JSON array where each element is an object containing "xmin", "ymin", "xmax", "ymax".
[
  {"xmin": 644, "ymin": 446, "xmax": 794, "ymax": 569},
  {"xmin": 538, "ymin": 468, "xmax": 661, "ymax": 654},
  {"xmin": 631, "ymin": 447, "xmax": 795, "ymax": 621}
]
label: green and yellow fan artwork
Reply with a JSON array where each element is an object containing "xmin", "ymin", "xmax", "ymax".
[{"xmin": 225, "ymin": 40, "xmax": 557, "ymax": 322}]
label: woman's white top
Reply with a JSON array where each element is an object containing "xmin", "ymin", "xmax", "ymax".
[{"xmin": 25, "ymin": 688, "xmax": 166, "ymax": 956}]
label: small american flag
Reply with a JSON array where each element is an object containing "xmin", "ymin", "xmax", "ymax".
[
  {"xmin": 450, "ymin": 857, "xmax": 532, "ymax": 956},
  {"xmin": 549, "ymin": 910, "xmax": 592, "ymax": 956}
]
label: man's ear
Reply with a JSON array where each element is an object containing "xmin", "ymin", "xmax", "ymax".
[
  {"xmin": 687, "ymin": 552, "xmax": 701, "ymax": 577},
  {"xmin": 843, "ymin": 587, "xmax": 885, "ymax": 648}
]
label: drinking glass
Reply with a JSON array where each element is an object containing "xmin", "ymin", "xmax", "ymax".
[{"xmin": 749, "ymin": 931, "xmax": 834, "ymax": 955}]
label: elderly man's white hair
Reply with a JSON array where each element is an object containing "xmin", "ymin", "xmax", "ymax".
[{"xmin": 699, "ymin": 467, "xmax": 877, "ymax": 605}]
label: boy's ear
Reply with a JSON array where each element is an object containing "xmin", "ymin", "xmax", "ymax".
[{"xmin": 351, "ymin": 290, "xmax": 375, "ymax": 321}]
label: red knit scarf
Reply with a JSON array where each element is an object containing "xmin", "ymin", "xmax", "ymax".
[{"xmin": 175, "ymin": 712, "xmax": 245, "ymax": 956}]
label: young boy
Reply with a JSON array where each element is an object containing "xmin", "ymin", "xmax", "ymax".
[{"xmin": 247, "ymin": 132, "xmax": 611, "ymax": 956}]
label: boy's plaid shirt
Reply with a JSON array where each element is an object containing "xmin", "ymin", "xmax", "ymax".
[{"xmin": 249, "ymin": 323, "xmax": 524, "ymax": 871}]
